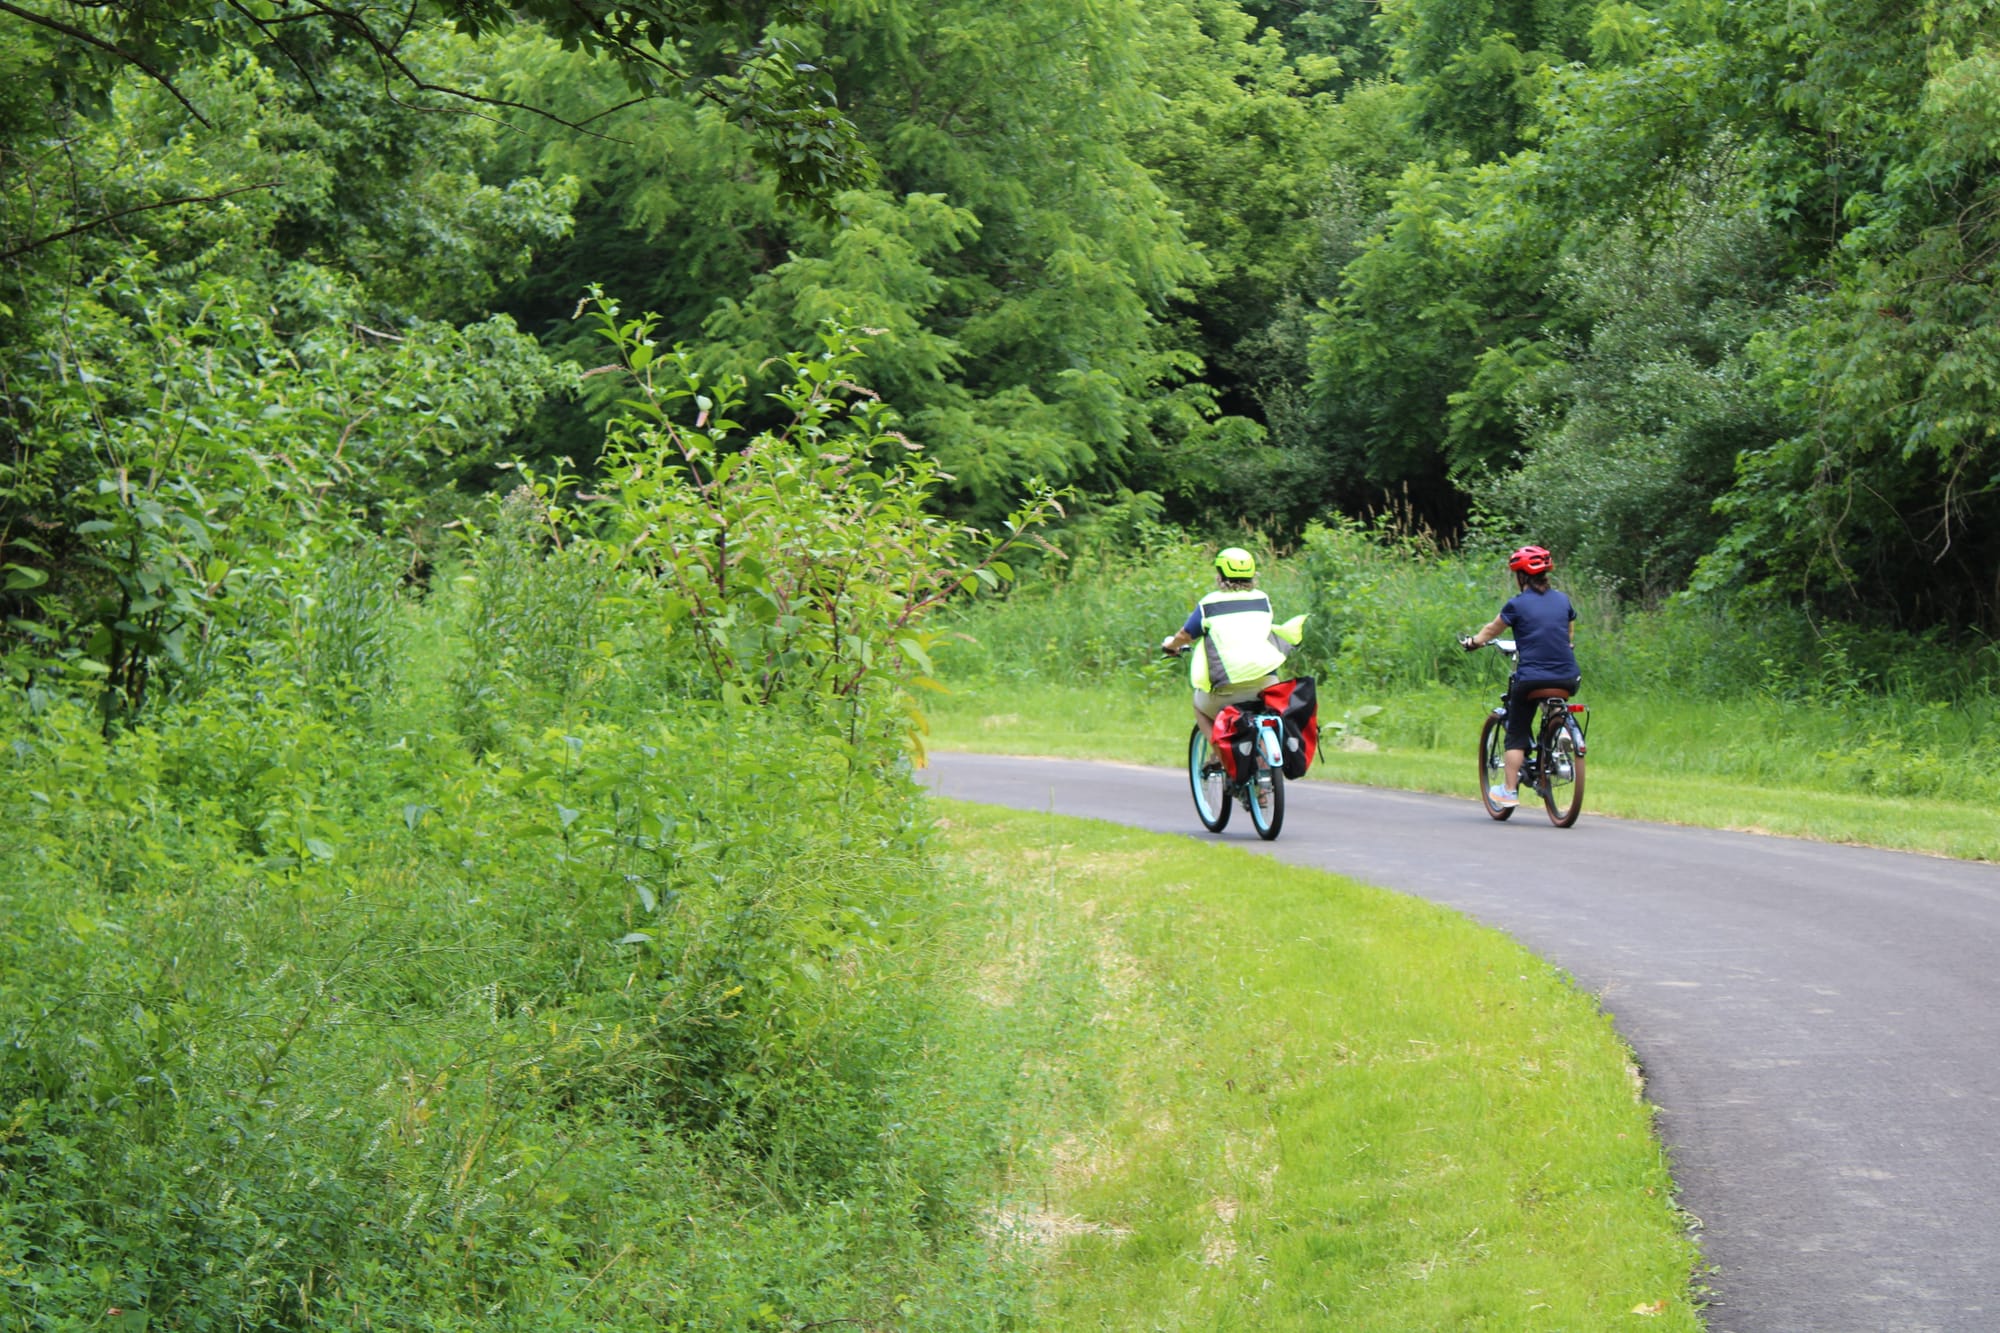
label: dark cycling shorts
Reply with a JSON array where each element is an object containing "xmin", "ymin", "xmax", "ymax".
[{"xmin": 1507, "ymin": 675, "xmax": 1582, "ymax": 751}]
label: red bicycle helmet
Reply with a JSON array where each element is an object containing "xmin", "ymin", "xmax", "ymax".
[{"xmin": 1508, "ymin": 545, "xmax": 1554, "ymax": 576}]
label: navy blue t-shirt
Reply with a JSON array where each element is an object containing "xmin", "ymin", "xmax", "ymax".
[{"xmin": 1501, "ymin": 588, "xmax": 1578, "ymax": 680}]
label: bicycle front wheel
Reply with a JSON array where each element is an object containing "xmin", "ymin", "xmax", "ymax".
[
  {"xmin": 1189, "ymin": 725, "xmax": 1233, "ymax": 832},
  {"xmin": 1477, "ymin": 712, "xmax": 1514, "ymax": 821},
  {"xmin": 1539, "ymin": 713, "xmax": 1585, "ymax": 827},
  {"xmin": 1248, "ymin": 766, "xmax": 1285, "ymax": 840}
]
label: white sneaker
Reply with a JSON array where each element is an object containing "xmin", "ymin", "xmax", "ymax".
[{"xmin": 1488, "ymin": 785, "xmax": 1519, "ymax": 809}]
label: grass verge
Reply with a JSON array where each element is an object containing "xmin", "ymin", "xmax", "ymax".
[
  {"xmin": 935, "ymin": 800, "xmax": 1702, "ymax": 1329},
  {"xmin": 925, "ymin": 681, "xmax": 2000, "ymax": 861}
]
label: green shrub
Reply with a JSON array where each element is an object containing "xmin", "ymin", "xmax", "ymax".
[
  {"xmin": 449, "ymin": 487, "xmax": 612, "ymax": 754},
  {"xmin": 0, "ymin": 320, "xmax": 1047, "ymax": 1330},
  {"xmin": 1, "ymin": 627, "xmax": 1022, "ymax": 1331}
]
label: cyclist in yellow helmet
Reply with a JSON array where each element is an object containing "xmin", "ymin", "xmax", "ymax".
[{"xmin": 1159, "ymin": 547, "xmax": 1308, "ymax": 733}]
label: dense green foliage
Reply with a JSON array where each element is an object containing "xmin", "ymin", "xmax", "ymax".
[
  {"xmin": 12, "ymin": 0, "xmax": 2000, "ymax": 646},
  {"xmin": 1293, "ymin": 0, "xmax": 2000, "ymax": 632},
  {"xmin": 3, "ymin": 0, "xmax": 870, "ymax": 211},
  {"xmin": 0, "ymin": 330, "xmax": 1043, "ymax": 1328}
]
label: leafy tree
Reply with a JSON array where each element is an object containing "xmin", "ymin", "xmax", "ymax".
[
  {"xmin": 0, "ymin": 0, "xmax": 872, "ymax": 217},
  {"xmin": 784, "ymin": 0, "xmax": 1218, "ymax": 515},
  {"xmin": 1685, "ymin": 0, "xmax": 2000, "ymax": 628},
  {"xmin": 1293, "ymin": 1, "xmax": 1747, "ymax": 532},
  {"xmin": 1236, "ymin": 0, "xmax": 1395, "ymax": 88},
  {"xmin": 1305, "ymin": 153, "xmax": 1564, "ymax": 521},
  {"xmin": 1478, "ymin": 172, "xmax": 1793, "ymax": 600},
  {"xmin": 493, "ymin": 0, "xmax": 1217, "ymax": 519},
  {"xmin": 1116, "ymin": 0, "xmax": 1338, "ymax": 514},
  {"xmin": 0, "ymin": 29, "xmax": 581, "ymax": 717},
  {"xmin": 2, "ymin": 254, "xmax": 561, "ymax": 722},
  {"xmin": 1128, "ymin": 0, "xmax": 1340, "ymax": 308},
  {"xmin": 4, "ymin": 38, "xmax": 579, "ymax": 323},
  {"xmin": 1380, "ymin": 0, "xmax": 1597, "ymax": 162},
  {"xmin": 1702, "ymin": 113, "xmax": 2000, "ymax": 623},
  {"xmin": 0, "ymin": 0, "xmax": 860, "ymax": 604}
]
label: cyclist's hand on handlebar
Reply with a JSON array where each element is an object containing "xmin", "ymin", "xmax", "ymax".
[
  {"xmin": 1160, "ymin": 635, "xmax": 1181, "ymax": 657},
  {"xmin": 1459, "ymin": 635, "xmax": 1480, "ymax": 653}
]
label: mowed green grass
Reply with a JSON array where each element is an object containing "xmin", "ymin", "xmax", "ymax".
[
  {"xmin": 935, "ymin": 801, "xmax": 1701, "ymax": 1330},
  {"xmin": 925, "ymin": 680, "xmax": 2000, "ymax": 861}
]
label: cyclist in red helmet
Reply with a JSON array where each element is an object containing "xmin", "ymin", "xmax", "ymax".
[{"xmin": 1463, "ymin": 545, "xmax": 1579, "ymax": 808}]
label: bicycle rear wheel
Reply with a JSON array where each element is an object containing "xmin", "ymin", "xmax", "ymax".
[
  {"xmin": 1477, "ymin": 712, "xmax": 1514, "ymax": 821},
  {"xmin": 1248, "ymin": 767, "xmax": 1285, "ymax": 840},
  {"xmin": 1189, "ymin": 725, "xmax": 1233, "ymax": 832},
  {"xmin": 1538, "ymin": 713, "xmax": 1585, "ymax": 827}
]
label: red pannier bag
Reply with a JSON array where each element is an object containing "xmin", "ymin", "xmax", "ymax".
[
  {"xmin": 1211, "ymin": 705, "xmax": 1252, "ymax": 781},
  {"xmin": 1259, "ymin": 676, "xmax": 1319, "ymax": 778}
]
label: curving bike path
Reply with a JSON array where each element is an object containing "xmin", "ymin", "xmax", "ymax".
[{"xmin": 920, "ymin": 752, "xmax": 2000, "ymax": 1333}]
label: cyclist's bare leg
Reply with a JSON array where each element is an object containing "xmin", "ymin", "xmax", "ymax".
[
  {"xmin": 1191, "ymin": 689, "xmax": 1230, "ymax": 737},
  {"xmin": 1504, "ymin": 749, "xmax": 1526, "ymax": 791}
]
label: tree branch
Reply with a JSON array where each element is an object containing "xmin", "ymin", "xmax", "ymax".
[
  {"xmin": 280, "ymin": 0, "xmax": 664, "ymax": 140},
  {"xmin": 220, "ymin": 0, "xmax": 325, "ymax": 101},
  {"xmin": 0, "ymin": 1, "xmax": 210, "ymax": 126},
  {"xmin": 36, "ymin": 0, "xmax": 667, "ymax": 142},
  {"xmin": 0, "ymin": 181, "xmax": 280, "ymax": 263}
]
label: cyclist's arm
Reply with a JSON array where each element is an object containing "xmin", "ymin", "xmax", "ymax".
[
  {"xmin": 1467, "ymin": 613, "xmax": 1508, "ymax": 648},
  {"xmin": 1162, "ymin": 608, "xmax": 1204, "ymax": 655}
]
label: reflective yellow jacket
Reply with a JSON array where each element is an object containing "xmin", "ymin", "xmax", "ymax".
[{"xmin": 1189, "ymin": 589, "xmax": 1306, "ymax": 691}]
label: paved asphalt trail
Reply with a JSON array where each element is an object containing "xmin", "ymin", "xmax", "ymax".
[{"xmin": 920, "ymin": 752, "xmax": 2000, "ymax": 1333}]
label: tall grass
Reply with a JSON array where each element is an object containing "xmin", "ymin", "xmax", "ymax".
[{"xmin": 0, "ymin": 533, "xmax": 1030, "ymax": 1329}]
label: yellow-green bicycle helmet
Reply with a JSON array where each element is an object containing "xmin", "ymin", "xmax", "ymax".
[{"xmin": 1215, "ymin": 547, "xmax": 1257, "ymax": 580}]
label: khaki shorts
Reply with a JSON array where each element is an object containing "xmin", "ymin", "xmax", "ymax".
[{"xmin": 1194, "ymin": 674, "xmax": 1279, "ymax": 723}]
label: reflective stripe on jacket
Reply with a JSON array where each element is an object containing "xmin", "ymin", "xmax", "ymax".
[{"xmin": 1190, "ymin": 589, "xmax": 1296, "ymax": 691}]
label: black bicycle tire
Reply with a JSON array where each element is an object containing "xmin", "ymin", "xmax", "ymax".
[
  {"xmin": 1539, "ymin": 712, "xmax": 1585, "ymax": 827},
  {"xmin": 1478, "ymin": 712, "xmax": 1515, "ymax": 821},
  {"xmin": 1249, "ymin": 767, "xmax": 1285, "ymax": 840},
  {"xmin": 1189, "ymin": 725, "xmax": 1233, "ymax": 832}
]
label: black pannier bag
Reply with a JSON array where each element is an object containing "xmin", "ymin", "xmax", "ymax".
[{"xmin": 1259, "ymin": 676, "xmax": 1319, "ymax": 779}]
